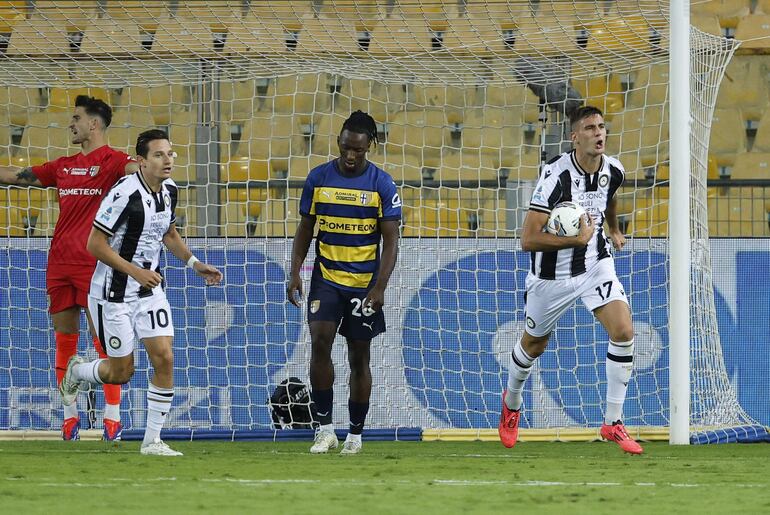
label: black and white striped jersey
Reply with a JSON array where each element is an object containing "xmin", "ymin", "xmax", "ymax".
[
  {"xmin": 90, "ymin": 171, "xmax": 178, "ymax": 302},
  {"xmin": 528, "ymin": 150, "xmax": 624, "ymax": 280}
]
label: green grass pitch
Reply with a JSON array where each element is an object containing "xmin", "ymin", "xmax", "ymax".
[{"xmin": 2, "ymin": 440, "xmax": 769, "ymax": 514}]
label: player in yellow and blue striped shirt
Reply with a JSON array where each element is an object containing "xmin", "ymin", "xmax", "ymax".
[{"xmin": 287, "ymin": 111, "xmax": 401, "ymax": 455}]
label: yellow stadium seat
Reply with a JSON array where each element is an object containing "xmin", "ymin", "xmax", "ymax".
[
  {"xmin": 368, "ymin": 16, "xmax": 435, "ymax": 54},
  {"xmin": 586, "ymin": 13, "xmax": 656, "ymax": 55},
  {"xmin": 717, "ymin": 59, "xmax": 768, "ymax": 123},
  {"xmin": 33, "ymin": 1, "xmax": 98, "ymax": 32},
  {"xmin": 296, "ymin": 14, "xmax": 362, "ymax": 54},
  {"xmin": 0, "ymin": 86, "xmax": 44, "ymax": 126},
  {"xmin": 245, "ymin": 114, "xmax": 307, "ymax": 162},
  {"xmin": 627, "ymin": 64, "xmax": 668, "ymax": 109},
  {"xmin": 514, "ymin": 12, "xmax": 580, "ymax": 57},
  {"xmin": 21, "ymin": 111, "xmax": 73, "ymax": 160},
  {"xmin": 103, "ymin": 1, "xmax": 169, "ymax": 32},
  {"xmin": 174, "ymin": 1, "xmax": 243, "ymax": 32},
  {"xmin": 219, "ymin": 79, "xmax": 260, "ymax": 123},
  {"xmin": 271, "ymin": 74, "xmax": 332, "ymax": 119},
  {"xmin": 0, "ymin": 114, "xmax": 10, "ymax": 156},
  {"xmin": 46, "ymin": 87, "xmax": 110, "ymax": 112},
  {"xmin": 147, "ymin": 84, "xmax": 193, "ymax": 126},
  {"xmin": 735, "ymin": 14, "xmax": 770, "ymax": 49},
  {"xmin": 167, "ymin": 112, "xmax": 197, "ymax": 182},
  {"xmin": 286, "ymin": 154, "xmax": 331, "ymax": 181},
  {"xmin": 691, "ymin": 0, "xmax": 751, "ymax": 29},
  {"xmin": 81, "ymin": 15, "xmax": 144, "ymax": 54},
  {"xmin": 221, "ymin": 157, "xmax": 270, "ymax": 183},
  {"xmin": 7, "ymin": 16, "xmax": 70, "ymax": 55},
  {"xmin": 731, "ymin": 153, "xmax": 770, "ymax": 180},
  {"xmin": 573, "ymin": 74, "xmax": 625, "ymax": 120},
  {"xmin": 152, "ymin": 16, "xmax": 213, "ymax": 54},
  {"xmin": 309, "ymin": 112, "xmax": 346, "ymax": 158},
  {"xmin": 628, "ymin": 196, "xmax": 668, "ymax": 237},
  {"xmin": 691, "ymin": 13, "xmax": 723, "ymax": 36},
  {"xmin": 753, "ymin": 110, "xmax": 770, "ymax": 153},
  {"xmin": 611, "ymin": 107, "xmax": 669, "ymax": 169},
  {"xmin": 709, "ymin": 108, "xmax": 747, "ymax": 168},
  {"xmin": 223, "ymin": 13, "xmax": 290, "ymax": 54},
  {"xmin": 0, "ymin": 1, "xmax": 25, "ymax": 33}
]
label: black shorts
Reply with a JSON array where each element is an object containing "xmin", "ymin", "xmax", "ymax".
[{"xmin": 307, "ymin": 278, "xmax": 386, "ymax": 340}]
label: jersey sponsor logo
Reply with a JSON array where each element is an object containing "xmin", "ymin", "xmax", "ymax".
[
  {"xmin": 108, "ymin": 336, "xmax": 121, "ymax": 349},
  {"xmin": 318, "ymin": 217, "xmax": 376, "ymax": 234},
  {"xmin": 599, "ymin": 174, "xmax": 609, "ymax": 187},
  {"xmin": 532, "ymin": 186, "xmax": 546, "ymax": 205},
  {"xmin": 89, "ymin": 166, "xmax": 100, "ymax": 177},
  {"xmin": 310, "ymin": 300, "xmax": 320, "ymax": 313},
  {"xmin": 335, "ymin": 191, "xmax": 358, "ymax": 202},
  {"xmin": 58, "ymin": 187, "xmax": 102, "ymax": 196}
]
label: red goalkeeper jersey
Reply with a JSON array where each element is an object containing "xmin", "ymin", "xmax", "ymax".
[{"xmin": 32, "ymin": 145, "xmax": 135, "ymax": 267}]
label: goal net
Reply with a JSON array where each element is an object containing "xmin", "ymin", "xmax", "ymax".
[{"xmin": 0, "ymin": 0, "xmax": 765, "ymax": 443}]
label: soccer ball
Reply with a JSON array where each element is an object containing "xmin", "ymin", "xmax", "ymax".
[{"xmin": 546, "ymin": 201, "xmax": 587, "ymax": 237}]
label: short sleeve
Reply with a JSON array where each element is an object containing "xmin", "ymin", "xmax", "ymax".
[
  {"xmin": 298, "ymin": 170, "xmax": 319, "ymax": 218},
  {"xmin": 378, "ymin": 177, "xmax": 401, "ymax": 221},
  {"xmin": 167, "ymin": 183, "xmax": 178, "ymax": 225},
  {"xmin": 93, "ymin": 188, "xmax": 131, "ymax": 236},
  {"xmin": 110, "ymin": 151, "xmax": 135, "ymax": 182},
  {"xmin": 529, "ymin": 166, "xmax": 562, "ymax": 214},
  {"xmin": 31, "ymin": 158, "xmax": 62, "ymax": 188}
]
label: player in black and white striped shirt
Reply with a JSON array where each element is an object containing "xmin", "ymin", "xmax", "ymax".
[
  {"xmin": 499, "ymin": 106, "xmax": 643, "ymax": 454},
  {"xmin": 59, "ymin": 129, "xmax": 222, "ymax": 456}
]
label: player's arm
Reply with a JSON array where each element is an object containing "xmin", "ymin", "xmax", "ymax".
[
  {"xmin": 364, "ymin": 219, "xmax": 399, "ymax": 313},
  {"xmin": 287, "ymin": 214, "xmax": 315, "ymax": 307},
  {"xmin": 0, "ymin": 165, "xmax": 43, "ymax": 186},
  {"xmin": 520, "ymin": 209, "xmax": 594, "ymax": 252},
  {"xmin": 87, "ymin": 226, "xmax": 163, "ymax": 289},
  {"xmin": 604, "ymin": 196, "xmax": 626, "ymax": 251},
  {"xmin": 162, "ymin": 223, "xmax": 222, "ymax": 286}
]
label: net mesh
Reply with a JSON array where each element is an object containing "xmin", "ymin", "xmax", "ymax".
[{"xmin": 0, "ymin": 0, "xmax": 763, "ymax": 441}]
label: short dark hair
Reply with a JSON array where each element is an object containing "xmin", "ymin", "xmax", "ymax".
[
  {"xmin": 74, "ymin": 95, "xmax": 112, "ymax": 128},
  {"xmin": 340, "ymin": 110, "xmax": 378, "ymax": 146},
  {"xmin": 135, "ymin": 129, "xmax": 170, "ymax": 158},
  {"xmin": 569, "ymin": 105, "xmax": 603, "ymax": 129}
]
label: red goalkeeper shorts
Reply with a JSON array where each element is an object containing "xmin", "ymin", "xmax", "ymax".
[{"xmin": 47, "ymin": 263, "xmax": 95, "ymax": 314}]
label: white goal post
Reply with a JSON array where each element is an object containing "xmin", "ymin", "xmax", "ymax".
[{"xmin": 0, "ymin": 0, "xmax": 766, "ymax": 444}]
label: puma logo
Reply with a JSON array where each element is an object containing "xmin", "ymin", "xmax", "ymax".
[
  {"xmin": 316, "ymin": 411, "xmax": 329, "ymax": 417},
  {"xmin": 362, "ymin": 322, "xmax": 373, "ymax": 331}
]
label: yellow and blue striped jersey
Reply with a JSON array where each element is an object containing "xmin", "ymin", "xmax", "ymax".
[{"xmin": 299, "ymin": 160, "xmax": 401, "ymax": 291}]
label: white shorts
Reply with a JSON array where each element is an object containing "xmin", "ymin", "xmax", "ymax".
[
  {"xmin": 88, "ymin": 294, "xmax": 175, "ymax": 358},
  {"xmin": 524, "ymin": 258, "xmax": 628, "ymax": 338}
]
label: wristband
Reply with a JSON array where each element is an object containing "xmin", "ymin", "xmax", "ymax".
[{"xmin": 187, "ymin": 255, "xmax": 200, "ymax": 269}]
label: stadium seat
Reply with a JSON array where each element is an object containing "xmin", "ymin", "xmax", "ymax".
[
  {"xmin": 309, "ymin": 112, "xmax": 346, "ymax": 158},
  {"xmin": 572, "ymin": 74, "xmax": 625, "ymax": 120},
  {"xmin": 691, "ymin": 0, "xmax": 751, "ymax": 30},
  {"xmin": 296, "ymin": 14, "xmax": 362, "ymax": 54},
  {"xmin": 81, "ymin": 15, "xmax": 144, "ymax": 54},
  {"xmin": 514, "ymin": 12, "xmax": 580, "ymax": 57},
  {"xmin": 222, "ymin": 157, "xmax": 270, "ymax": 183},
  {"xmin": 146, "ymin": 83, "xmax": 193, "ymax": 126},
  {"xmin": 103, "ymin": 1, "xmax": 169, "ymax": 32},
  {"xmin": 731, "ymin": 153, "xmax": 770, "ymax": 180},
  {"xmin": 21, "ymin": 111, "xmax": 73, "ymax": 160},
  {"xmin": 709, "ymin": 108, "xmax": 747, "ymax": 168},
  {"xmin": 219, "ymin": 79, "xmax": 260, "ymax": 123},
  {"xmin": 46, "ymin": 87, "xmax": 110, "ymax": 112},
  {"xmin": 6, "ymin": 16, "xmax": 70, "ymax": 55},
  {"xmin": 245, "ymin": 114, "xmax": 306, "ymax": 162},
  {"xmin": 612, "ymin": 107, "xmax": 669, "ymax": 170},
  {"xmin": 753, "ymin": 110, "xmax": 770, "ymax": 153},
  {"xmin": 586, "ymin": 13, "xmax": 656, "ymax": 55},
  {"xmin": 174, "ymin": 1, "xmax": 243, "ymax": 33},
  {"xmin": 628, "ymin": 196, "xmax": 668, "ymax": 237},
  {"xmin": 32, "ymin": 1, "xmax": 98, "ymax": 32},
  {"xmin": 691, "ymin": 13, "xmax": 723, "ymax": 35},
  {"xmin": 735, "ymin": 15, "xmax": 770, "ymax": 49},
  {"xmin": 335, "ymin": 79, "xmax": 401, "ymax": 123},
  {"xmin": 223, "ymin": 13, "xmax": 291, "ymax": 54},
  {"xmin": 0, "ymin": 1, "xmax": 25, "ymax": 34},
  {"xmin": 152, "ymin": 16, "xmax": 213, "ymax": 54},
  {"xmin": 368, "ymin": 16, "xmax": 435, "ymax": 54},
  {"xmin": 0, "ymin": 113, "xmax": 10, "ymax": 157},
  {"xmin": 717, "ymin": 58, "xmax": 768, "ymax": 123},
  {"xmin": 167, "ymin": 112, "xmax": 197, "ymax": 182},
  {"xmin": 626, "ymin": 64, "xmax": 668, "ymax": 109},
  {"xmin": 271, "ymin": 74, "xmax": 332, "ymax": 121},
  {"xmin": 286, "ymin": 154, "xmax": 330, "ymax": 181}
]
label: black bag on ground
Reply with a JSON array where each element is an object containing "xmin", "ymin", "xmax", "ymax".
[{"xmin": 269, "ymin": 377, "xmax": 318, "ymax": 429}]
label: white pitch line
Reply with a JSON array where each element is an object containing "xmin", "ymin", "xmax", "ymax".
[{"xmin": 8, "ymin": 477, "xmax": 768, "ymax": 489}]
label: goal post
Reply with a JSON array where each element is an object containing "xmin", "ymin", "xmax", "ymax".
[{"xmin": 0, "ymin": 1, "xmax": 766, "ymax": 443}]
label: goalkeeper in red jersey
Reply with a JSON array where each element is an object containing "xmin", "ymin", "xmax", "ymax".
[{"xmin": 0, "ymin": 95, "xmax": 138, "ymax": 441}]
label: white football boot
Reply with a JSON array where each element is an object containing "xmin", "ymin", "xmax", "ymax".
[
  {"xmin": 339, "ymin": 439, "xmax": 362, "ymax": 455},
  {"xmin": 140, "ymin": 439, "xmax": 183, "ymax": 456},
  {"xmin": 309, "ymin": 430, "xmax": 338, "ymax": 454},
  {"xmin": 59, "ymin": 355, "xmax": 85, "ymax": 406}
]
